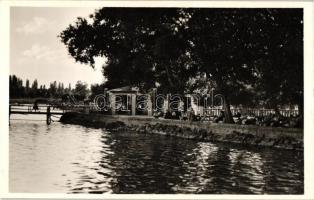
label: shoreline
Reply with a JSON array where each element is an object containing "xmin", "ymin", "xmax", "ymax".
[{"xmin": 60, "ymin": 112, "xmax": 303, "ymax": 151}]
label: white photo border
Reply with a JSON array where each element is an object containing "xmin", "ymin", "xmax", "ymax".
[{"xmin": 0, "ymin": 0, "xmax": 313, "ymax": 199}]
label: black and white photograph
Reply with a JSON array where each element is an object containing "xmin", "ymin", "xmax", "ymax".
[{"xmin": 1, "ymin": 0, "xmax": 314, "ymax": 198}]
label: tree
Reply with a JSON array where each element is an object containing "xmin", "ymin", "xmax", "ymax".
[
  {"xmin": 29, "ymin": 79, "xmax": 38, "ymax": 97},
  {"xmin": 48, "ymin": 81, "xmax": 57, "ymax": 97},
  {"xmin": 31, "ymin": 79, "xmax": 38, "ymax": 89},
  {"xmin": 25, "ymin": 79, "xmax": 30, "ymax": 96},
  {"xmin": 60, "ymin": 8, "xmax": 303, "ymax": 123},
  {"xmin": 90, "ymin": 83, "xmax": 105, "ymax": 100},
  {"xmin": 186, "ymin": 9, "xmax": 303, "ymax": 122},
  {"xmin": 74, "ymin": 81, "xmax": 89, "ymax": 101},
  {"xmin": 253, "ymin": 9, "xmax": 303, "ymax": 116},
  {"xmin": 8, "ymin": 75, "xmax": 79, "ymax": 100},
  {"xmin": 57, "ymin": 82, "xmax": 65, "ymax": 97},
  {"xmin": 60, "ymin": 8, "xmax": 194, "ymax": 94},
  {"xmin": 9, "ymin": 75, "xmax": 24, "ymax": 98}
]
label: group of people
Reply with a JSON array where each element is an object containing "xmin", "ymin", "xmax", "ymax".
[
  {"xmin": 235, "ymin": 113, "xmax": 303, "ymax": 128},
  {"xmin": 154, "ymin": 107, "xmax": 201, "ymax": 121},
  {"xmin": 153, "ymin": 108, "xmax": 302, "ymax": 128}
]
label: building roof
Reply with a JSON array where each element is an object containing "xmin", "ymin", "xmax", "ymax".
[{"xmin": 108, "ymin": 86, "xmax": 139, "ymax": 93}]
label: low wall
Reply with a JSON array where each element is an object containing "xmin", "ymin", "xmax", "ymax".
[{"xmin": 60, "ymin": 113, "xmax": 303, "ymax": 150}]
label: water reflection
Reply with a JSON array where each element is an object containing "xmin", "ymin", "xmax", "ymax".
[
  {"xmin": 227, "ymin": 149, "xmax": 265, "ymax": 193},
  {"xmin": 9, "ymin": 117, "xmax": 303, "ymax": 194}
]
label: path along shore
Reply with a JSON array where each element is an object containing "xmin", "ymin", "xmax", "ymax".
[{"xmin": 60, "ymin": 112, "xmax": 303, "ymax": 151}]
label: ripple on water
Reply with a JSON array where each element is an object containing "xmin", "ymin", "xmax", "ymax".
[{"xmin": 9, "ymin": 119, "xmax": 303, "ymax": 194}]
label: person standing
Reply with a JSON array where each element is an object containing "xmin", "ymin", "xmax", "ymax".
[{"xmin": 33, "ymin": 101, "xmax": 39, "ymax": 112}]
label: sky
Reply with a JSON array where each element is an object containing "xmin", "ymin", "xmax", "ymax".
[{"xmin": 10, "ymin": 7, "xmax": 106, "ymax": 88}]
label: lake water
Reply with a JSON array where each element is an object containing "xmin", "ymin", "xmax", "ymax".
[{"xmin": 9, "ymin": 115, "xmax": 303, "ymax": 194}]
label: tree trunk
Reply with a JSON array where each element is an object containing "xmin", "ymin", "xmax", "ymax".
[
  {"xmin": 298, "ymin": 98, "xmax": 304, "ymax": 128},
  {"xmin": 215, "ymin": 76, "xmax": 234, "ymax": 124},
  {"xmin": 164, "ymin": 64, "xmax": 175, "ymax": 88},
  {"xmin": 222, "ymin": 95, "xmax": 235, "ymax": 124},
  {"xmin": 298, "ymin": 103, "xmax": 303, "ymax": 118},
  {"xmin": 274, "ymin": 106, "xmax": 281, "ymax": 116}
]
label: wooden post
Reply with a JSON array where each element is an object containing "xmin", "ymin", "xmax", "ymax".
[
  {"xmin": 9, "ymin": 105, "xmax": 11, "ymax": 125},
  {"xmin": 131, "ymin": 94, "xmax": 136, "ymax": 116},
  {"xmin": 110, "ymin": 94, "xmax": 116, "ymax": 115},
  {"xmin": 147, "ymin": 95, "xmax": 153, "ymax": 116},
  {"xmin": 46, "ymin": 106, "xmax": 51, "ymax": 125},
  {"xmin": 163, "ymin": 94, "xmax": 170, "ymax": 113}
]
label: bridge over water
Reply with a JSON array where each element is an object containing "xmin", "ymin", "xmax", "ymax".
[{"xmin": 9, "ymin": 104, "xmax": 69, "ymax": 125}]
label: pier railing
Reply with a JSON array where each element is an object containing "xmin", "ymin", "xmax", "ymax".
[{"xmin": 9, "ymin": 104, "xmax": 102, "ymax": 124}]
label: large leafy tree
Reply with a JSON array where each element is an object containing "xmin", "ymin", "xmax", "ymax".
[
  {"xmin": 74, "ymin": 81, "xmax": 89, "ymax": 101},
  {"xmin": 60, "ymin": 8, "xmax": 303, "ymax": 123},
  {"xmin": 185, "ymin": 8, "xmax": 303, "ymax": 122},
  {"xmin": 253, "ymin": 9, "xmax": 303, "ymax": 116},
  {"xmin": 60, "ymin": 8, "xmax": 193, "ymax": 94}
]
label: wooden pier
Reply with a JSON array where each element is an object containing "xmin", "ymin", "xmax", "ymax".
[{"xmin": 9, "ymin": 105, "xmax": 66, "ymax": 125}]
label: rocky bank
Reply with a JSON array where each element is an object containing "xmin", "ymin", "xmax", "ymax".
[{"xmin": 60, "ymin": 112, "xmax": 303, "ymax": 151}]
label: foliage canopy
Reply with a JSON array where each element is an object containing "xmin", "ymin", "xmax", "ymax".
[{"xmin": 60, "ymin": 8, "xmax": 303, "ymax": 122}]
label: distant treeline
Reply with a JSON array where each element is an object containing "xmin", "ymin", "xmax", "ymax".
[{"xmin": 9, "ymin": 75, "xmax": 101, "ymax": 101}]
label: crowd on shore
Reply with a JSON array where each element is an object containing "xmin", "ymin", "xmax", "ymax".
[
  {"xmin": 12, "ymin": 98, "xmax": 302, "ymax": 129},
  {"xmin": 153, "ymin": 108, "xmax": 303, "ymax": 128}
]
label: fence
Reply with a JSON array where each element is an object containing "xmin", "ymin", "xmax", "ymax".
[
  {"xmin": 18, "ymin": 102, "xmax": 296, "ymax": 118},
  {"xmin": 84, "ymin": 104, "xmax": 299, "ymax": 117},
  {"xmin": 204, "ymin": 108, "xmax": 299, "ymax": 117}
]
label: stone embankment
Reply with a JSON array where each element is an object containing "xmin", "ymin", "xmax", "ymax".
[{"xmin": 60, "ymin": 112, "xmax": 303, "ymax": 150}]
